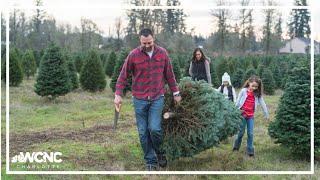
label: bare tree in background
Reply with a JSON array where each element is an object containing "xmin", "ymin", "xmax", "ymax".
[
  {"xmin": 9, "ymin": 9, "xmax": 19, "ymax": 46},
  {"xmin": 211, "ymin": 0, "xmax": 230, "ymax": 56},
  {"xmin": 30, "ymin": 0, "xmax": 46, "ymax": 51},
  {"xmin": 247, "ymin": 10, "xmax": 257, "ymax": 52},
  {"xmin": 80, "ymin": 18, "xmax": 103, "ymax": 51},
  {"xmin": 262, "ymin": 0, "xmax": 275, "ymax": 55},
  {"xmin": 239, "ymin": 0, "xmax": 253, "ymax": 54},
  {"xmin": 115, "ymin": 17, "xmax": 123, "ymax": 50}
]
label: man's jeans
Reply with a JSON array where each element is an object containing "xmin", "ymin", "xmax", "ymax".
[
  {"xmin": 133, "ymin": 96, "xmax": 164, "ymax": 166},
  {"xmin": 233, "ymin": 117, "xmax": 254, "ymax": 155}
]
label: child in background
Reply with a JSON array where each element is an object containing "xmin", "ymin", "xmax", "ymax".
[
  {"xmin": 233, "ymin": 75, "xmax": 269, "ymax": 157},
  {"xmin": 217, "ymin": 72, "xmax": 237, "ymax": 103}
]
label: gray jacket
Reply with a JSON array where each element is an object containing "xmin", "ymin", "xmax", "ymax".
[{"xmin": 236, "ymin": 88, "xmax": 269, "ymax": 119}]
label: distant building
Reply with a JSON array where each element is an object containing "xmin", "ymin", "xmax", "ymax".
[{"xmin": 279, "ymin": 37, "xmax": 320, "ymax": 55}]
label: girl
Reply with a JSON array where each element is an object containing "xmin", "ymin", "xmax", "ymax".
[
  {"xmin": 233, "ymin": 76, "xmax": 269, "ymax": 157},
  {"xmin": 189, "ymin": 48, "xmax": 212, "ymax": 84},
  {"xmin": 217, "ymin": 72, "xmax": 237, "ymax": 103}
]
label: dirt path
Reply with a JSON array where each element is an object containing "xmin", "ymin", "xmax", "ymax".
[{"xmin": 1, "ymin": 121, "xmax": 136, "ymax": 156}]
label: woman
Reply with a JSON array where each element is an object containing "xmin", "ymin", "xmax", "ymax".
[{"xmin": 189, "ymin": 48, "xmax": 211, "ymax": 84}]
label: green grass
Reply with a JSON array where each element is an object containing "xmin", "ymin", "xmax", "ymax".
[{"xmin": 1, "ymin": 77, "xmax": 319, "ymax": 179}]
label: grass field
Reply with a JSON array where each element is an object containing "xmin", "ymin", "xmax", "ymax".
[{"xmin": 1, "ymin": 77, "xmax": 319, "ymax": 179}]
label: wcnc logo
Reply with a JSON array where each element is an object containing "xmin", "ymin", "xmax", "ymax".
[{"xmin": 11, "ymin": 152, "xmax": 63, "ymax": 163}]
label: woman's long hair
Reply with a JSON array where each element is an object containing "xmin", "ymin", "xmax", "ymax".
[
  {"xmin": 192, "ymin": 48, "xmax": 206, "ymax": 62},
  {"xmin": 243, "ymin": 75, "xmax": 263, "ymax": 98}
]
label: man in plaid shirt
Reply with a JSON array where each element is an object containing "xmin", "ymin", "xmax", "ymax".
[{"xmin": 114, "ymin": 28, "xmax": 182, "ymax": 171}]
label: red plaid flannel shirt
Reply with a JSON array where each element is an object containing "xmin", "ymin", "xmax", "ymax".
[{"xmin": 115, "ymin": 45, "xmax": 179, "ymax": 100}]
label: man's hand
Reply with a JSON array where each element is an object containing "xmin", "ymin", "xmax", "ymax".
[
  {"xmin": 114, "ymin": 94, "xmax": 122, "ymax": 112},
  {"xmin": 174, "ymin": 95, "xmax": 182, "ymax": 104}
]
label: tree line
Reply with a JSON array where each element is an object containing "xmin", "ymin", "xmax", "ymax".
[{"xmin": 0, "ymin": 0, "xmax": 310, "ymax": 57}]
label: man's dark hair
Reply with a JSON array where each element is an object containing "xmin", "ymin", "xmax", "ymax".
[{"xmin": 139, "ymin": 28, "xmax": 153, "ymax": 37}]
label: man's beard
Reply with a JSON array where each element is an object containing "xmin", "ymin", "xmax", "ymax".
[{"xmin": 142, "ymin": 46, "xmax": 153, "ymax": 52}]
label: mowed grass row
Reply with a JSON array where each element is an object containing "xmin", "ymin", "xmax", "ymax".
[
  {"xmin": 1, "ymin": 77, "xmax": 134, "ymax": 134},
  {"xmin": 1, "ymin": 77, "xmax": 318, "ymax": 179}
]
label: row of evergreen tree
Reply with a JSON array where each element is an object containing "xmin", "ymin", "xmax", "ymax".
[
  {"xmin": 1, "ymin": 43, "xmax": 120, "ymax": 100},
  {"xmin": 1, "ymin": 45, "xmax": 317, "ymax": 100},
  {"xmin": 170, "ymin": 53, "xmax": 311, "ymax": 95}
]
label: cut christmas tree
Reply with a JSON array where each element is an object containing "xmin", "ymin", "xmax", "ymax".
[{"xmin": 161, "ymin": 77, "xmax": 242, "ymax": 160}]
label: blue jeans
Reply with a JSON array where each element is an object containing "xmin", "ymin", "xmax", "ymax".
[
  {"xmin": 133, "ymin": 96, "xmax": 164, "ymax": 166},
  {"xmin": 233, "ymin": 116, "xmax": 254, "ymax": 154}
]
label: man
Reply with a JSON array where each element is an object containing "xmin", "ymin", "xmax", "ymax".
[{"xmin": 114, "ymin": 28, "xmax": 182, "ymax": 171}]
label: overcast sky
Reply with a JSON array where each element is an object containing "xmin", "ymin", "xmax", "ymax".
[{"xmin": 1, "ymin": 0, "xmax": 319, "ymax": 41}]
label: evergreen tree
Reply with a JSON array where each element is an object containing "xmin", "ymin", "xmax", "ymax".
[
  {"xmin": 32, "ymin": 49, "xmax": 41, "ymax": 68},
  {"xmin": 241, "ymin": 56, "xmax": 252, "ymax": 70},
  {"xmin": 12, "ymin": 47, "xmax": 23, "ymax": 61},
  {"xmin": 268, "ymin": 66, "xmax": 311, "ymax": 157},
  {"xmin": 288, "ymin": 0, "xmax": 310, "ymax": 38},
  {"xmin": 80, "ymin": 50, "xmax": 106, "ymax": 92},
  {"xmin": 105, "ymin": 51, "xmax": 117, "ymax": 77},
  {"xmin": 1, "ymin": 47, "xmax": 5, "ymax": 81},
  {"xmin": 233, "ymin": 68, "xmax": 245, "ymax": 88},
  {"xmin": 250, "ymin": 56, "xmax": 259, "ymax": 69},
  {"xmin": 161, "ymin": 77, "xmax": 242, "ymax": 160},
  {"xmin": 209, "ymin": 61, "xmax": 219, "ymax": 87},
  {"xmin": 100, "ymin": 52, "xmax": 108, "ymax": 67},
  {"xmin": 110, "ymin": 49, "xmax": 131, "ymax": 94},
  {"xmin": 261, "ymin": 68, "xmax": 275, "ymax": 95},
  {"xmin": 176, "ymin": 54, "xmax": 186, "ymax": 70},
  {"xmin": 272, "ymin": 65, "xmax": 282, "ymax": 88},
  {"xmin": 243, "ymin": 67, "xmax": 257, "ymax": 82},
  {"xmin": 64, "ymin": 53, "xmax": 79, "ymax": 90},
  {"xmin": 171, "ymin": 55, "xmax": 181, "ymax": 83},
  {"xmin": 1, "ymin": 45, "xmax": 5, "ymax": 59},
  {"xmin": 257, "ymin": 64, "xmax": 265, "ymax": 78},
  {"xmin": 184, "ymin": 60, "xmax": 191, "ymax": 77},
  {"xmin": 34, "ymin": 43, "xmax": 71, "ymax": 100},
  {"xmin": 216, "ymin": 57, "xmax": 230, "ymax": 80},
  {"xmin": 227, "ymin": 57, "xmax": 237, "ymax": 77},
  {"xmin": 163, "ymin": 0, "xmax": 186, "ymax": 34},
  {"xmin": 73, "ymin": 53, "xmax": 84, "ymax": 73},
  {"xmin": 32, "ymin": 49, "xmax": 45, "ymax": 68},
  {"xmin": 315, "ymin": 71, "xmax": 320, "ymax": 155},
  {"xmin": 1, "ymin": 49, "xmax": 24, "ymax": 86},
  {"xmin": 21, "ymin": 49, "xmax": 37, "ymax": 79}
]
